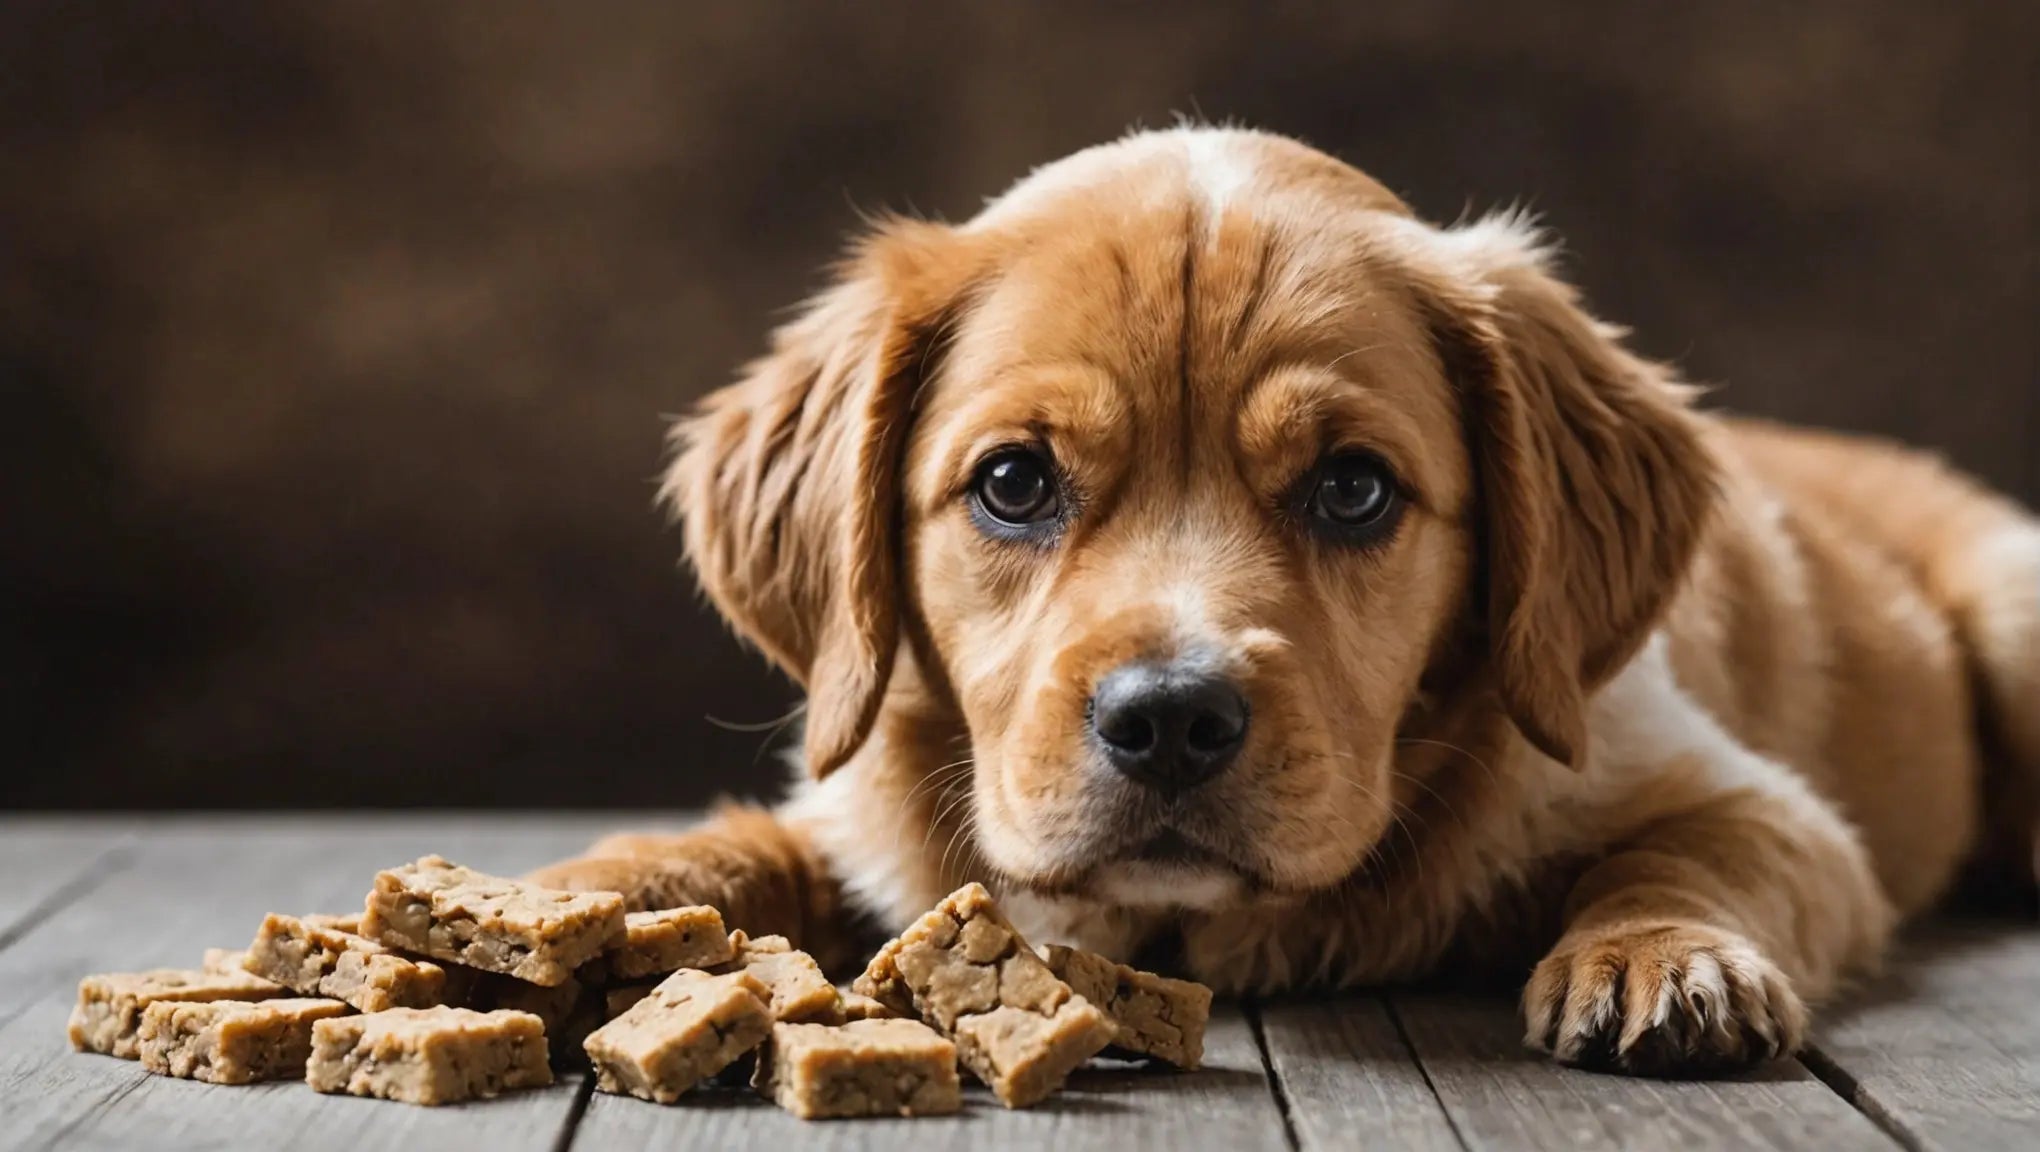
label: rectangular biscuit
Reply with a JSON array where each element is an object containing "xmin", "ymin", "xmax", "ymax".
[
  {"xmin": 582, "ymin": 969, "xmax": 773, "ymax": 1104},
  {"xmin": 306, "ymin": 1007, "xmax": 553, "ymax": 1106},
  {"xmin": 138, "ymin": 998, "xmax": 350, "ymax": 1084},
  {"xmin": 69, "ymin": 968, "xmax": 287, "ymax": 1059},
  {"xmin": 244, "ymin": 913, "xmax": 447, "ymax": 1013},
  {"xmin": 713, "ymin": 931, "xmax": 841, "ymax": 1023},
  {"xmin": 756, "ymin": 1019, "xmax": 961, "ymax": 1119},
  {"xmin": 1041, "ymin": 944, "xmax": 1212, "ymax": 1068},
  {"xmin": 853, "ymin": 883, "xmax": 1113, "ymax": 1107},
  {"xmin": 359, "ymin": 855, "xmax": 625, "ymax": 987},
  {"xmin": 602, "ymin": 907, "xmax": 733, "ymax": 980}
]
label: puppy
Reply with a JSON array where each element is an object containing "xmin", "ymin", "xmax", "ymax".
[{"xmin": 533, "ymin": 128, "xmax": 2040, "ymax": 1077}]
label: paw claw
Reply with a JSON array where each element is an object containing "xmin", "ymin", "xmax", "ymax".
[{"xmin": 1521, "ymin": 924, "xmax": 1805, "ymax": 1078}]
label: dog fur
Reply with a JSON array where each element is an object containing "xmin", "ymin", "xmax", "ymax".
[{"xmin": 530, "ymin": 128, "xmax": 2040, "ymax": 1077}]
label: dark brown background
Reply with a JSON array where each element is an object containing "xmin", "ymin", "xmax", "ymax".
[{"xmin": 4, "ymin": 1, "xmax": 2033, "ymax": 809}]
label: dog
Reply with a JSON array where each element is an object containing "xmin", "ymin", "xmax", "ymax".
[{"xmin": 531, "ymin": 127, "xmax": 2040, "ymax": 1078}]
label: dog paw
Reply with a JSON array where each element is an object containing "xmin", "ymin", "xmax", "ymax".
[{"xmin": 1522, "ymin": 922, "xmax": 1806, "ymax": 1077}]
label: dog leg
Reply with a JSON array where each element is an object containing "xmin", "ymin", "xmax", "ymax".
[
  {"xmin": 1522, "ymin": 640, "xmax": 1896, "ymax": 1077},
  {"xmin": 527, "ymin": 803, "xmax": 859, "ymax": 970}
]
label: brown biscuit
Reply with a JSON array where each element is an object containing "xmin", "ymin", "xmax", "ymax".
[
  {"xmin": 359, "ymin": 855, "xmax": 625, "ymax": 987},
  {"xmin": 138, "ymin": 998, "xmax": 349, "ymax": 1084},
  {"xmin": 854, "ymin": 883, "xmax": 1113, "ymax": 1107},
  {"xmin": 1041, "ymin": 943, "xmax": 1212, "ymax": 1068},
  {"xmin": 756, "ymin": 1019, "xmax": 961, "ymax": 1119},
  {"xmin": 306, "ymin": 1007, "xmax": 553, "ymax": 1105}
]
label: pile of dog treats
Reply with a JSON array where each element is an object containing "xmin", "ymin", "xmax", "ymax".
[{"xmin": 69, "ymin": 855, "xmax": 1213, "ymax": 1117}]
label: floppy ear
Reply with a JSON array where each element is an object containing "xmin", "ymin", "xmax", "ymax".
[
  {"xmin": 1423, "ymin": 218, "xmax": 1718, "ymax": 767},
  {"xmin": 665, "ymin": 220, "xmax": 975, "ymax": 779}
]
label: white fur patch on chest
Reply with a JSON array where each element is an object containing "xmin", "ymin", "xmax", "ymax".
[{"xmin": 1590, "ymin": 633, "xmax": 1854, "ymax": 845}]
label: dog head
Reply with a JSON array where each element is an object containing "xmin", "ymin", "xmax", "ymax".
[{"xmin": 671, "ymin": 129, "xmax": 1715, "ymax": 909}]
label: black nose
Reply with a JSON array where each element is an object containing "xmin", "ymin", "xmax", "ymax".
[{"xmin": 1089, "ymin": 660, "xmax": 1249, "ymax": 793}]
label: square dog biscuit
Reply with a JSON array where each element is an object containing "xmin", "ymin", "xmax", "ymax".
[
  {"xmin": 854, "ymin": 883, "xmax": 1113, "ymax": 1107},
  {"xmin": 713, "ymin": 931, "xmax": 841, "ymax": 1023},
  {"xmin": 757, "ymin": 1019, "xmax": 961, "ymax": 1119},
  {"xmin": 70, "ymin": 968, "xmax": 287, "ymax": 1059},
  {"xmin": 602, "ymin": 907, "xmax": 733, "ymax": 980},
  {"xmin": 244, "ymin": 913, "xmax": 447, "ymax": 1013},
  {"xmin": 307, "ymin": 1007, "xmax": 552, "ymax": 1106},
  {"xmin": 359, "ymin": 855, "xmax": 625, "ymax": 986},
  {"xmin": 1041, "ymin": 944, "xmax": 1212, "ymax": 1068},
  {"xmin": 138, "ymin": 998, "xmax": 349, "ymax": 1084},
  {"xmin": 583, "ymin": 969, "xmax": 773, "ymax": 1104}
]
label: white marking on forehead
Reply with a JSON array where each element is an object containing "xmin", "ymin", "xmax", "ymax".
[
  {"xmin": 971, "ymin": 126, "xmax": 1272, "ymax": 232},
  {"xmin": 1162, "ymin": 583, "xmax": 1214, "ymax": 648},
  {"xmin": 1180, "ymin": 131, "xmax": 1256, "ymax": 215}
]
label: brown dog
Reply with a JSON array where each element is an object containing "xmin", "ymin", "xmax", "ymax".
[{"xmin": 532, "ymin": 128, "xmax": 2040, "ymax": 1077}]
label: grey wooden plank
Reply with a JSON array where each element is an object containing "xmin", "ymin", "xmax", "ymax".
[
  {"xmin": 1255, "ymin": 995, "xmax": 1462, "ymax": 1151},
  {"xmin": 1390, "ymin": 993, "xmax": 1898, "ymax": 1152},
  {"xmin": 567, "ymin": 1004, "xmax": 1291, "ymax": 1151},
  {"xmin": 1805, "ymin": 920, "xmax": 2040, "ymax": 1152},
  {"xmin": 0, "ymin": 813, "xmax": 623, "ymax": 1152},
  {"xmin": 0, "ymin": 819, "xmax": 137, "ymax": 947}
]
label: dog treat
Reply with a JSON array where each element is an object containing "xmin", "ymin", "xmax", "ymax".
[
  {"xmin": 756, "ymin": 1019, "xmax": 961, "ymax": 1119},
  {"xmin": 70, "ymin": 969, "xmax": 289, "ymax": 1059},
  {"xmin": 137, "ymin": 997, "xmax": 349, "ymax": 1084},
  {"xmin": 602, "ymin": 907, "xmax": 734, "ymax": 980},
  {"xmin": 854, "ymin": 883, "xmax": 1113, "ymax": 1107},
  {"xmin": 583, "ymin": 969, "xmax": 773, "ymax": 1104},
  {"xmin": 714, "ymin": 931, "xmax": 842, "ymax": 1023},
  {"xmin": 1041, "ymin": 944, "xmax": 1212, "ymax": 1068},
  {"xmin": 244, "ymin": 913, "xmax": 447, "ymax": 1013},
  {"xmin": 838, "ymin": 990, "xmax": 897, "ymax": 1021},
  {"xmin": 360, "ymin": 855, "xmax": 625, "ymax": 987},
  {"xmin": 306, "ymin": 1007, "xmax": 552, "ymax": 1106}
]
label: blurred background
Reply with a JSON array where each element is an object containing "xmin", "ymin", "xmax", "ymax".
[{"xmin": 3, "ymin": 1, "xmax": 2031, "ymax": 809}]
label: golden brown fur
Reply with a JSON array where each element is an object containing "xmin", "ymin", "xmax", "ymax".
[{"xmin": 531, "ymin": 128, "xmax": 2040, "ymax": 1077}]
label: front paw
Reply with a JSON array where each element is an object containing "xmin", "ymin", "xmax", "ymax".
[{"xmin": 1522, "ymin": 923, "xmax": 1806, "ymax": 1077}]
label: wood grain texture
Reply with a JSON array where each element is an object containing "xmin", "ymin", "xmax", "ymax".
[
  {"xmin": 1254, "ymin": 995, "xmax": 1462, "ymax": 1151},
  {"xmin": 0, "ymin": 815, "xmax": 612, "ymax": 1152},
  {"xmin": 0, "ymin": 817, "xmax": 2030, "ymax": 1150},
  {"xmin": 0, "ymin": 820, "xmax": 136, "ymax": 948},
  {"xmin": 566, "ymin": 1007, "xmax": 1291, "ymax": 1152},
  {"xmin": 1805, "ymin": 921, "xmax": 2040, "ymax": 1152},
  {"xmin": 1389, "ymin": 993, "xmax": 1900, "ymax": 1152}
]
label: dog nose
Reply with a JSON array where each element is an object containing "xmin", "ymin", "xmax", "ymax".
[{"xmin": 1089, "ymin": 661, "xmax": 1249, "ymax": 793}]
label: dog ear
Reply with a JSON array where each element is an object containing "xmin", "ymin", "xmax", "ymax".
[
  {"xmin": 666, "ymin": 219, "xmax": 976, "ymax": 779},
  {"xmin": 1421, "ymin": 218, "xmax": 1717, "ymax": 767}
]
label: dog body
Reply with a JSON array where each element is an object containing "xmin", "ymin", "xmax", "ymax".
[{"xmin": 535, "ymin": 129, "xmax": 2040, "ymax": 1076}]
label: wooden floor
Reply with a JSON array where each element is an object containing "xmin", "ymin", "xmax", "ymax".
[{"xmin": 1, "ymin": 815, "xmax": 2032, "ymax": 1151}]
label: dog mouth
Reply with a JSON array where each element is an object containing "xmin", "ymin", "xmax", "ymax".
[
  {"xmin": 1076, "ymin": 828, "xmax": 1256, "ymax": 909},
  {"xmin": 1121, "ymin": 829, "xmax": 1228, "ymax": 868}
]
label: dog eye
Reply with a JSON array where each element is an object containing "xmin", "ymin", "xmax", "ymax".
[
  {"xmin": 972, "ymin": 449, "xmax": 1061, "ymax": 527},
  {"xmin": 1305, "ymin": 453, "xmax": 1400, "ymax": 532}
]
